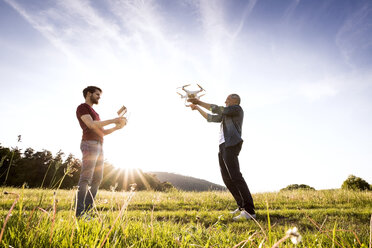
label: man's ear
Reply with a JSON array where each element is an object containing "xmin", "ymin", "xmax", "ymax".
[{"xmin": 85, "ymin": 92, "xmax": 92, "ymax": 100}]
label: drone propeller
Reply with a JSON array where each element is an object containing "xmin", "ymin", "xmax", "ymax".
[
  {"xmin": 197, "ymin": 84, "xmax": 205, "ymax": 91},
  {"xmin": 176, "ymin": 84, "xmax": 191, "ymax": 89},
  {"xmin": 176, "ymin": 92, "xmax": 186, "ymax": 98}
]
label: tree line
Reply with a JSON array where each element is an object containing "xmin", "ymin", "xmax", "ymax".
[
  {"xmin": 0, "ymin": 143, "xmax": 173, "ymax": 191},
  {"xmin": 280, "ymin": 175, "xmax": 371, "ymax": 192}
]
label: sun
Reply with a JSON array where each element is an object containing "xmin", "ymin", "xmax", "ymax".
[{"xmin": 102, "ymin": 167, "xmax": 151, "ymax": 191}]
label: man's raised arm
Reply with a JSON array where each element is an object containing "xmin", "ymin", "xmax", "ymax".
[
  {"xmin": 189, "ymin": 104, "xmax": 208, "ymax": 120},
  {"xmin": 187, "ymin": 99, "xmax": 211, "ymax": 111},
  {"xmin": 81, "ymin": 115, "xmax": 127, "ymax": 136},
  {"xmin": 189, "ymin": 103, "xmax": 223, "ymax": 123}
]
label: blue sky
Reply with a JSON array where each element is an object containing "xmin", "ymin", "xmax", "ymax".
[{"xmin": 0, "ymin": 0, "xmax": 371, "ymax": 192}]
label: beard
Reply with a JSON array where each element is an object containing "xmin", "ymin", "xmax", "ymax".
[{"xmin": 90, "ymin": 95, "xmax": 99, "ymax": 104}]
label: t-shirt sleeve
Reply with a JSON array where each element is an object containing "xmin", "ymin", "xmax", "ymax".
[{"xmin": 76, "ymin": 104, "xmax": 90, "ymax": 119}]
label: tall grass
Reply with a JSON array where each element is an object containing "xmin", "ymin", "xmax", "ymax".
[
  {"xmin": 0, "ymin": 188, "xmax": 371, "ymax": 247},
  {"xmin": 2, "ymin": 151, "xmax": 14, "ymax": 186},
  {"xmin": 2, "ymin": 136, "xmax": 21, "ymax": 186}
]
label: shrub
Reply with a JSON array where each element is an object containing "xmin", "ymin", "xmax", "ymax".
[
  {"xmin": 341, "ymin": 175, "xmax": 370, "ymax": 191},
  {"xmin": 280, "ymin": 184, "xmax": 315, "ymax": 191}
]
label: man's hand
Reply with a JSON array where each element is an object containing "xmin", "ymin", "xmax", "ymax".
[
  {"xmin": 115, "ymin": 117, "xmax": 127, "ymax": 129},
  {"xmin": 189, "ymin": 104, "xmax": 208, "ymax": 120},
  {"xmin": 113, "ymin": 117, "xmax": 126, "ymax": 124},
  {"xmin": 189, "ymin": 104, "xmax": 199, "ymax": 111},
  {"xmin": 187, "ymin": 98, "xmax": 199, "ymax": 105}
]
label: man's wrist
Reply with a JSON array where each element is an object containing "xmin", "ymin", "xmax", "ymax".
[{"xmin": 114, "ymin": 124, "xmax": 121, "ymax": 130}]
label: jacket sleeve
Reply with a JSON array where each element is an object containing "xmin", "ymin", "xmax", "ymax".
[
  {"xmin": 222, "ymin": 105, "xmax": 241, "ymax": 116},
  {"xmin": 206, "ymin": 104, "xmax": 223, "ymax": 123},
  {"xmin": 210, "ymin": 104, "xmax": 224, "ymax": 115},
  {"xmin": 207, "ymin": 113, "xmax": 223, "ymax": 123}
]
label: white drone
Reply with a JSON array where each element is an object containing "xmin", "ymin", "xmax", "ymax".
[{"xmin": 177, "ymin": 84, "xmax": 205, "ymax": 106}]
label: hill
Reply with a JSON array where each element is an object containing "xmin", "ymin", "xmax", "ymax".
[{"xmin": 149, "ymin": 172, "xmax": 226, "ymax": 191}]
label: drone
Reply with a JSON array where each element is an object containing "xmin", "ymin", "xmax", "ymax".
[{"xmin": 177, "ymin": 84, "xmax": 205, "ymax": 106}]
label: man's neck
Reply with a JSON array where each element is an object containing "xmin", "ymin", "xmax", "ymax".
[{"xmin": 85, "ymin": 99, "xmax": 94, "ymax": 107}]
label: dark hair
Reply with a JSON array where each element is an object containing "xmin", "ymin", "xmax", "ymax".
[
  {"xmin": 83, "ymin": 86, "xmax": 102, "ymax": 98},
  {"xmin": 230, "ymin": 94, "xmax": 241, "ymax": 104}
]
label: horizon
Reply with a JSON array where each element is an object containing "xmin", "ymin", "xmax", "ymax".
[
  {"xmin": 0, "ymin": 140, "xmax": 368, "ymax": 193},
  {"xmin": 1, "ymin": 0, "xmax": 372, "ymax": 193}
]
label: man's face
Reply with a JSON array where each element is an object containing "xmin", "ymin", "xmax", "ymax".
[
  {"xmin": 89, "ymin": 90, "xmax": 101, "ymax": 104},
  {"xmin": 225, "ymin": 95, "xmax": 235, "ymax": 107}
]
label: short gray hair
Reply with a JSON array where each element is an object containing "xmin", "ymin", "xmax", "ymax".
[{"xmin": 230, "ymin": 94, "xmax": 241, "ymax": 104}]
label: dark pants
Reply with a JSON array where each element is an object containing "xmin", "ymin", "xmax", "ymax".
[
  {"xmin": 218, "ymin": 142, "xmax": 255, "ymax": 214},
  {"xmin": 76, "ymin": 140, "xmax": 104, "ymax": 217}
]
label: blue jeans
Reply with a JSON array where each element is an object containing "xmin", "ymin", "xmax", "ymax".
[{"xmin": 76, "ymin": 140, "xmax": 104, "ymax": 217}]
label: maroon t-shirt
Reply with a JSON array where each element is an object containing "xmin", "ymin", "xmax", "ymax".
[{"xmin": 76, "ymin": 103, "xmax": 104, "ymax": 143}]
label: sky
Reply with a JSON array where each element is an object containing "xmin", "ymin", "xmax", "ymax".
[{"xmin": 0, "ymin": 0, "xmax": 371, "ymax": 193}]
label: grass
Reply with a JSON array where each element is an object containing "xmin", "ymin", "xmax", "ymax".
[{"xmin": 0, "ymin": 187, "xmax": 371, "ymax": 247}]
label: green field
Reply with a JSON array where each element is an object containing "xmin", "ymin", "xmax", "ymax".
[{"xmin": 0, "ymin": 187, "xmax": 371, "ymax": 247}]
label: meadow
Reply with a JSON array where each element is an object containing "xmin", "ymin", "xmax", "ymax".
[{"xmin": 0, "ymin": 187, "xmax": 371, "ymax": 247}]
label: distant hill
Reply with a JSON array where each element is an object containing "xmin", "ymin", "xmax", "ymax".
[{"xmin": 149, "ymin": 172, "xmax": 226, "ymax": 191}]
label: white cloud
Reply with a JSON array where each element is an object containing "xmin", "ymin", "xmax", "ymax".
[
  {"xmin": 283, "ymin": 0, "xmax": 300, "ymax": 22},
  {"xmin": 299, "ymin": 82, "xmax": 338, "ymax": 101},
  {"xmin": 2, "ymin": 0, "xmax": 236, "ymax": 185},
  {"xmin": 335, "ymin": 3, "xmax": 372, "ymax": 68},
  {"xmin": 231, "ymin": 0, "xmax": 257, "ymax": 40},
  {"xmin": 2, "ymin": 0, "xmax": 372, "ymax": 192}
]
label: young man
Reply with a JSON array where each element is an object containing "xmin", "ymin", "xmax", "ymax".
[
  {"xmin": 76, "ymin": 86, "xmax": 126, "ymax": 217},
  {"xmin": 188, "ymin": 94, "xmax": 256, "ymax": 220}
]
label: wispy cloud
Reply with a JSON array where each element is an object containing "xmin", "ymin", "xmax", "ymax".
[
  {"xmin": 190, "ymin": 0, "xmax": 251, "ymax": 82},
  {"xmin": 335, "ymin": 3, "xmax": 372, "ymax": 68},
  {"xmin": 4, "ymin": 0, "xmax": 203, "ymax": 81},
  {"xmin": 298, "ymin": 82, "xmax": 338, "ymax": 101},
  {"xmin": 3, "ymin": 0, "xmax": 75, "ymax": 58},
  {"xmin": 283, "ymin": 0, "xmax": 300, "ymax": 22},
  {"xmin": 231, "ymin": 0, "xmax": 257, "ymax": 40},
  {"xmin": 3, "ymin": 0, "xmax": 126, "ymax": 71},
  {"xmin": 4, "ymin": 0, "xmax": 256, "ymax": 85}
]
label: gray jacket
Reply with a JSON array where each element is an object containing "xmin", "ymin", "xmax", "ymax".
[{"xmin": 207, "ymin": 104, "xmax": 244, "ymax": 147}]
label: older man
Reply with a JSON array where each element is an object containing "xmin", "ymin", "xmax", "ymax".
[{"xmin": 188, "ymin": 94, "xmax": 255, "ymax": 220}]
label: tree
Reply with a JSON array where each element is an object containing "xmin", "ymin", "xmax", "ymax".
[
  {"xmin": 0, "ymin": 146, "xmax": 22, "ymax": 185},
  {"xmin": 341, "ymin": 175, "xmax": 370, "ymax": 191},
  {"xmin": 0, "ymin": 143, "xmax": 174, "ymax": 191},
  {"xmin": 280, "ymin": 184, "xmax": 315, "ymax": 191}
]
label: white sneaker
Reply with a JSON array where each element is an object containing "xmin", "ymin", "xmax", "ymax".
[
  {"xmin": 78, "ymin": 213, "xmax": 95, "ymax": 222},
  {"xmin": 229, "ymin": 208, "xmax": 240, "ymax": 215},
  {"xmin": 233, "ymin": 210, "xmax": 256, "ymax": 221}
]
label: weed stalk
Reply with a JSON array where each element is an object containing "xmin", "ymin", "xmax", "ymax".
[
  {"xmin": 50, "ymin": 192, "xmax": 58, "ymax": 243},
  {"xmin": 3, "ymin": 151, "xmax": 15, "ymax": 186},
  {"xmin": 0, "ymin": 192, "xmax": 20, "ymax": 242},
  {"xmin": 266, "ymin": 199, "xmax": 271, "ymax": 245},
  {"xmin": 307, "ymin": 215, "xmax": 343, "ymax": 247},
  {"xmin": 369, "ymin": 214, "xmax": 371, "ymax": 248},
  {"xmin": 99, "ymin": 188, "xmax": 136, "ymax": 248}
]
